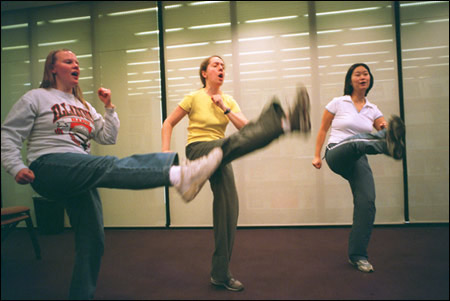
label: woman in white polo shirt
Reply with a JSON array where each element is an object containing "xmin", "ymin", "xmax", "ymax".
[{"xmin": 312, "ymin": 63, "xmax": 405, "ymax": 273}]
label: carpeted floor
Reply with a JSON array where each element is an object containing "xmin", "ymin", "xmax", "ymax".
[{"xmin": 1, "ymin": 225, "xmax": 449, "ymax": 300}]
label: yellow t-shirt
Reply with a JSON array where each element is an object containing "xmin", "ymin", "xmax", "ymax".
[{"xmin": 179, "ymin": 88, "xmax": 241, "ymax": 145}]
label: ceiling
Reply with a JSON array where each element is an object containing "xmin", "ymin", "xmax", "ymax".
[{"xmin": 1, "ymin": 1, "xmax": 76, "ymax": 12}]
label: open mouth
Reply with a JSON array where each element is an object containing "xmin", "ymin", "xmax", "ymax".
[
  {"xmin": 71, "ymin": 71, "xmax": 79, "ymax": 77},
  {"xmin": 218, "ymin": 74, "xmax": 223, "ymax": 79}
]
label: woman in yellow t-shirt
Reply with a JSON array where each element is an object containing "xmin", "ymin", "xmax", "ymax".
[{"xmin": 162, "ymin": 55, "xmax": 311, "ymax": 292}]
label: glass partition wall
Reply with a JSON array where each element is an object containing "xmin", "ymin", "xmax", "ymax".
[
  {"xmin": 400, "ymin": 1, "xmax": 449, "ymax": 222},
  {"xmin": 315, "ymin": 1, "xmax": 405, "ymax": 224},
  {"xmin": 1, "ymin": 1, "xmax": 448, "ymax": 226},
  {"xmin": 1, "ymin": 2, "xmax": 166, "ymax": 227}
]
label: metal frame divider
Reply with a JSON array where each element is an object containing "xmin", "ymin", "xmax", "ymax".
[
  {"xmin": 393, "ymin": 1, "xmax": 410, "ymax": 223},
  {"xmin": 157, "ymin": 1, "xmax": 171, "ymax": 228}
]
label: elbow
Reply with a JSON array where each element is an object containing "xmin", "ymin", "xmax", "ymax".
[
  {"xmin": 162, "ymin": 119, "xmax": 174, "ymax": 133},
  {"xmin": 238, "ymin": 118, "xmax": 249, "ymax": 130},
  {"xmin": 106, "ymin": 135, "xmax": 118, "ymax": 145},
  {"xmin": 162, "ymin": 119, "xmax": 169, "ymax": 130},
  {"xmin": 161, "ymin": 123, "xmax": 167, "ymax": 135},
  {"xmin": 105, "ymin": 131, "xmax": 119, "ymax": 145},
  {"xmin": 111, "ymin": 135, "xmax": 118, "ymax": 144}
]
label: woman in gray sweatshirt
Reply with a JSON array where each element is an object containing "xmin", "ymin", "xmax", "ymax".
[{"xmin": 1, "ymin": 49, "xmax": 223, "ymax": 300}]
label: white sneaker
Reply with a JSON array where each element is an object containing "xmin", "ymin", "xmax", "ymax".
[
  {"xmin": 175, "ymin": 147, "xmax": 223, "ymax": 202},
  {"xmin": 349, "ymin": 259, "xmax": 374, "ymax": 273},
  {"xmin": 211, "ymin": 277, "xmax": 244, "ymax": 292}
]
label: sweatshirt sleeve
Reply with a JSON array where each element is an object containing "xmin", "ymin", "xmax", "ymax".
[
  {"xmin": 1, "ymin": 95, "xmax": 36, "ymax": 177},
  {"xmin": 90, "ymin": 106, "xmax": 120, "ymax": 145}
]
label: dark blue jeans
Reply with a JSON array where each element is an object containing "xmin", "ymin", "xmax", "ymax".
[
  {"xmin": 325, "ymin": 129, "xmax": 388, "ymax": 261},
  {"xmin": 29, "ymin": 152, "xmax": 177, "ymax": 300}
]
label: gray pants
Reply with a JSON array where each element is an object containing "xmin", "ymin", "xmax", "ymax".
[
  {"xmin": 325, "ymin": 129, "xmax": 388, "ymax": 261},
  {"xmin": 186, "ymin": 101, "xmax": 285, "ymax": 281}
]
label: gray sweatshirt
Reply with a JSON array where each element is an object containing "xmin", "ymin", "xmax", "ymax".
[{"xmin": 1, "ymin": 88, "xmax": 120, "ymax": 178}]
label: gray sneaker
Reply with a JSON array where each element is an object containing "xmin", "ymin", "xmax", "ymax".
[
  {"xmin": 175, "ymin": 147, "xmax": 223, "ymax": 202},
  {"xmin": 349, "ymin": 259, "xmax": 375, "ymax": 273},
  {"xmin": 211, "ymin": 277, "xmax": 244, "ymax": 292},
  {"xmin": 386, "ymin": 115, "xmax": 405, "ymax": 160},
  {"xmin": 289, "ymin": 83, "xmax": 311, "ymax": 133}
]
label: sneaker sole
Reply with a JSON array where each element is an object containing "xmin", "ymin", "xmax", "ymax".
[
  {"xmin": 182, "ymin": 179, "xmax": 206, "ymax": 202},
  {"xmin": 387, "ymin": 115, "xmax": 405, "ymax": 159},
  {"xmin": 295, "ymin": 85, "xmax": 311, "ymax": 133},
  {"xmin": 182, "ymin": 148, "xmax": 223, "ymax": 202}
]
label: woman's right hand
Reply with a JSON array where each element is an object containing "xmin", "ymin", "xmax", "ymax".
[
  {"xmin": 15, "ymin": 168, "xmax": 35, "ymax": 184},
  {"xmin": 98, "ymin": 87, "xmax": 115, "ymax": 109},
  {"xmin": 312, "ymin": 156, "xmax": 322, "ymax": 169},
  {"xmin": 211, "ymin": 94, "xmax": 226, "ymax": 111}
]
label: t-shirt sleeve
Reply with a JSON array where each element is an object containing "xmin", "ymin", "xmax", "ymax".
[
  {"xmin": 325, "ymin": 97, "xmax": 339, "ymax": 115},
  {"xmin": 373, "ymin": 105, "xmax": 383, "ymax": 120},
  {"xmin": 179, "ymin": 93, "xmax": 193, "ymax": 113}
]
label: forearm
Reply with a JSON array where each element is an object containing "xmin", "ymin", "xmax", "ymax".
[
  {"xmin": 226, "ymin": 111, "xmax": 248, "ymax": 130},
  {"xmin": 1, "ymin": 148, "xmax": 28, "ymax": 178},
  {"xmin": 314, "ymin": 130, "xmax": 327, "ymax": 158},
  {"xmin": 1, "ymin": 129, "xmax": 27, "ymax": 177},
  {"xmin": 93, "ymin": 108, "xmax": 120, "ymax": 144},
  {"xmin": 314, "ymin": 109, "xmax": 334, "ymax": 159},
  {"xmin": 1, "ymin": 102, "xmax": 34, "ymax": 177},
  {"xmin": 161, "ymin": 121, "xmax": 173, "ymax": 152}
]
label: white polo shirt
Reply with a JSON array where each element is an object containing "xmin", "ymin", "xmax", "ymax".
[{"xmin": 326, "ymin": 95, "xmax": 383, "ymax": 144}]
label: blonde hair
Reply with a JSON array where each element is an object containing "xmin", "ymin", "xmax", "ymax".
[{"xmin": 40, "ymin": 49, "xmax": 89, "ymax": 110}]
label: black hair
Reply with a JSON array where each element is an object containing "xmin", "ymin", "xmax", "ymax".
[{"xmin": 343, "ymin": 63, "xmax": 374, "ymax": 96}]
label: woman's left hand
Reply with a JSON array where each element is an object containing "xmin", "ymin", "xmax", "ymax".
[
  {"xmin": 98, "ymin": 87, "xmax": 115, "ymax": 109},
  {"xmin": 374, "ymin": 116, "xmax": 387, "ymax": 131}
]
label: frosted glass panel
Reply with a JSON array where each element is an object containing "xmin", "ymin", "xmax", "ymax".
[
  {"xmin": 315, "ymin": 1, "xmax": 404, "ymax": 224},
  {"xmin": 165, "ymin": 1, "xmax": 406, "ymax": 226},
  {"xmin": 1, "ymin": 1, "xmax": 448, "ymax": 227},
  {"xmin": 33, "ymin": 3, "xmax": 94, "ymax": 101},
  {"xmin": 1, "ymin": 2, "xmax": 166, "ymax": 227},
  {"xmin": 163, "ymin": 1, "xmax": 233, "ymax": 226},
  {"xmin": 400, "ymin": 1, "xmax": 449, "ymax": 222},
  {"xmin": 94, "ymin": 1, "xmax": 166, "ymax": 226},
  {"xmin": 235, "ymin": 1, "xmax": 317, "ymax": 225},
  {"xmin": 1, "ymin": 11, "xmax": 35, "ymax": 217}
]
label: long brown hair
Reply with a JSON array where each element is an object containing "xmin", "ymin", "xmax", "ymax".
[
  {"xmin": 199, "ymin": 55, "xmax": 224, "ymax": 88},
  {"xmin": 40, "ymin": 49, "xmax": 89, "ymax": 110}
]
